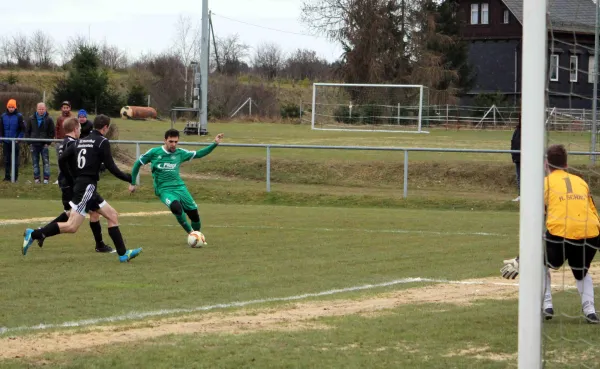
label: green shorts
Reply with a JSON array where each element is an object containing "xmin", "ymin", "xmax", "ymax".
[{"xmin": 158, "ymin": 187, "xmax": 197, "ymax": 211}]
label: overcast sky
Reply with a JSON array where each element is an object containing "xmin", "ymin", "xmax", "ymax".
[{"xmin": 0, "ymin": 0, "xmax": 343, "ymax": 63}]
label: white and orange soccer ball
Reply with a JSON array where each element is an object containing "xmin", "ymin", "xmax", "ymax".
[{"xmin": 187, "ymin": 231, "xmax": 207, "ymax": 248}]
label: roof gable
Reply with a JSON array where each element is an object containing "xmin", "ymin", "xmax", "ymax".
[{"xmin": 501, "ymin": 0, "xmax": 596, "ymax": 33}]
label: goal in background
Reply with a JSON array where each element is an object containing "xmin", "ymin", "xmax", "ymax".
[
  {"xmin": 310, "ymin": 83, "xmax": 430, "ymax": 133},
  {"xmin": 521, "ymin": 0, "xmax": 600, "ymax": 368}
]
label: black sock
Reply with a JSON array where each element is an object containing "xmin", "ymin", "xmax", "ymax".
[
  {"xmin": 89, "ymin": 221, "xmax": 104, "ymax": 245},
  {"xmin": 51, "ymin": 212, "xmax": 69, "ymax": 225},
  {"xmin": 32, "ymin": 222, "xmax": 60, "ymax": 240},
  {"xmin": 108, "ymin": 226, "xmax": 126, "ymax": 256}
]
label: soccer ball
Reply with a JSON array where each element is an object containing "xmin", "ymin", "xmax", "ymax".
[{"xmin": 187, "ymin": 231, "xmax": 207, "ymax": 248}]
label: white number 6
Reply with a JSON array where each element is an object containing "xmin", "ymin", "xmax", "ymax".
[{"xmin": 77, "ymin": 149, "xmax": 87, "ymax": 169}]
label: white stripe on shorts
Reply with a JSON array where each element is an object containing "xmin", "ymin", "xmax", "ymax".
[{"xmin": 70, "ymin": 184, "xmax": 96, "ymax": 216}]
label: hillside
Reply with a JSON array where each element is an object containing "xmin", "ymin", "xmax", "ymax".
[{"xmin": 0, "ymin": 69, "xmax": 313, "ymax": 117}]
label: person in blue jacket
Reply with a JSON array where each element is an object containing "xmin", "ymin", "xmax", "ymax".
[{"xmin": 0, "ymin": 99, "xmax": 25, "ymax": 181}]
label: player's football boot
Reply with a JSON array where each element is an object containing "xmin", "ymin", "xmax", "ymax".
[
  {"xmin": 585, "ymin": 313, "xmax": 599, "ymax": 324},
  {"xmin": 119, "ymin": 247, "xmax": 142, "ymax": 263},
  {"xmin": 543, "ymin": 307, "xmax": 554, "ymax": 320},
  {"xmin": 22, "ymin": 228, "xmax": 34, "ymax": 255},
  {"xmin": 95, "ymin": 242, "xmax": 115, "ymax": 253}
]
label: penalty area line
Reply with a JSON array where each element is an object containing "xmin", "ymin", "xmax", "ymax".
[
  {"xmin": 0, "ymin": 277, "xmax": 519, "ymax": 335},
  {"xmin": 0, "ymin": 213, "xmax": 505, "ymax": 237},
  {"xmin": 122, "ymin": 223, "xmax": 506, "ymax": 237}
]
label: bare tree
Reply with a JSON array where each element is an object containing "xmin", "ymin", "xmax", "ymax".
[
  {"xmin": 284, "ymin": 49, "xmax": 330, "ymax": 80},
  {"xmin": 173, "ymin": 14, "xmax": 200, "ymax": 105},
  {"xmin": 30, "ymin": 30, "xmax": 55, "ymax": 68},
  {"xmin": 252, "ymin": 42, "xmax": 284, "ymax": 80},
  {"xmin": 60, "ymin": 35, "xmax": 89, "ymax": 66},
  {"xmin": 99, "ymin": 42, "xmax": 128, "ymax": 70},
  {"xmin": 215, "ymin": 34, "xmax": 250, "ymax": 76},
  {"xmin": 0, "ymin": 36, "xmax": 12, "ymax": 66},
  {"xmin": 301, "ymin": 0, "xmax": 414, "ymax": 84},
  {"xmin": 10, "ymin": 33, "xmax": 32, "ymax": 68}
]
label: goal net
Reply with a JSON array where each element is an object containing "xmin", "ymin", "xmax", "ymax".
[
  {"xmin": 310, "ymin": 83, "xmax": 430, "ymax": 133},
  {"xmin": 521, "ymin": 0, "xmax": 600, "ymax": 367}
]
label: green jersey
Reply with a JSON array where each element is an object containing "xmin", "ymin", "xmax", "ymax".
[{"xmin": 131, "ymin": 143, "xmax": 218, "ymax": 193}]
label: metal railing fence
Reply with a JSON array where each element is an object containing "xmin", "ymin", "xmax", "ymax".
[{"xmin": 2, "ymin": 137, "xmax": 599, "ymax": 198}]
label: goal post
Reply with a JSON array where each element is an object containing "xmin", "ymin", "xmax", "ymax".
[
  {"xmin": 519, "ymin": 0, "xmax": 547, "ymax": 367},
  {"xmin": 310, "ymin": 83, "xmax": 430, "ymax": 133}
]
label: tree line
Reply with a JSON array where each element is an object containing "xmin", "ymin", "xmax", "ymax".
[
  {"xmin": 1, "ymin": 1, "xmax": 474, "ymax": 116},
  {"xmin": 301, "ymin": 0, "xmax": 474, "ymax": 104}
]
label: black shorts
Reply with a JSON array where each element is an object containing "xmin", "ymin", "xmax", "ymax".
[
  {"xmin": 545, "ymin": 231, "xmax": 599, "ymax": 279},
  {"xmin": 68, "ymin": 181, "xmax": 106, "ymax": 216}
]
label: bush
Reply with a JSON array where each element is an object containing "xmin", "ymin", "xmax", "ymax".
[
  {"xmin": 359, "ymin": 103, "xmax": 385, "ymax": 125},
  {"xmin": 127, "ymin": 84, "xmax": 148, "ymax": 106},
  {"xmin": 208, "ymin": 76, "xmax": 279, "ymax": 119},
  {"xmin": 473, "ymin": 92, "xmax": 509, "ymax": 109},
  {"xmin": 334, "ymin": 105, "xmax": 361, "ymax": 124},
  {"xmin": 280, "ymin": 103, "xmax": 300, "ymax": 119},
  {"xmin": 5, "ymin": 72, "xmax": 18, "ymax": 85}
]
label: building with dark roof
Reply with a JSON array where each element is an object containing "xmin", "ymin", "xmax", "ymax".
[{"xmin": 458, "ymin": 0, "xmax": 597, "ymax": 109}]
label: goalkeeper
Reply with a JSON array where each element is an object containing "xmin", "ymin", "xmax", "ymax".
[
  {"xmin": 501, "ymin": 144, "xmax": 599, "ymax": 324},
  {"xmin": 129, "ymin": 129, "xmax": 224, "ymax": 239}
]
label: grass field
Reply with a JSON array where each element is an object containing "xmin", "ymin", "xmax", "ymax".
[{"xmin": 1, "ymin": 120, "xmax": 600, "ymax": 368}]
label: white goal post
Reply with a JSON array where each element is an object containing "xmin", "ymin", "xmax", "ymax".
[
  {"xmin": 310, "ymin": 83, "xmax": 430, "ymax": 133},
  {"xmin": 519, "ymin": 0, "xmax": 545, "ymax": 367}
]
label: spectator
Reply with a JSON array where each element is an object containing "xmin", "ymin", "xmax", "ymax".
[
  {"xmin": 54, "ymin": 101, "xmax": 71, "ymax": 184},
  {"xmin": 25, "ymin": 102, "xmax": 55, "ymax": 184},
  {"xmin": 1, "ymin": 99, "xmax": 25, "ymax": 181},
  {"xmin": 511, "ymin": 115, "xmax": 521, "ymax": 202},
  {"xmin": 78, "ymin": 109, "xmax": 93, "ymax": 138}
]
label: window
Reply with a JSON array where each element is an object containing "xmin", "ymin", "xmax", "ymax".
[
  {"xmin": 503, "ymin": 10, "xmax": 510, "ymax": 24},
  {"xmin": 570, "ymin": 55, "xmax": 578, "ymax": 82},
  {"xmin": 589, "ymin": 55, "xmax": 596, "ymax": 83},
  {"xmin": 471, "ymin": 4, "xmax": 479, "ymax": 24},
  {"xmin": 550, "ymin": 54, "xmax": 559, "ymax": 81},
  {"xmin": 481, "ymin": 3, "xmax": 489, "ymax": 24}
]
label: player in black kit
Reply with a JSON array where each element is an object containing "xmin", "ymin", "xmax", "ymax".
[
  {"xmin": 23, "ymin": 115, "xmax": 142, "ymax": 263},
  {"xmin": 34, "ymin": 117, "xmax": 114, "ymax": 253}
]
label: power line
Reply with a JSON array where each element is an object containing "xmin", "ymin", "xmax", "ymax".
[{"xmin": 211, "ymin": 12, "xmax": 324, "ymax": 39}]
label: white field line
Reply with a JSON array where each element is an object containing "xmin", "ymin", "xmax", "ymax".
[
  {"xmin": 0, "ymin": 212, "xmax": 506, "ymax": 237},
  {"xmin": 123, "ymin": 223, "xmax": 506, "ymax": 237},
  {"xmin": 0, "ymin": 277, "xmax": 521, "ymax": 335}
]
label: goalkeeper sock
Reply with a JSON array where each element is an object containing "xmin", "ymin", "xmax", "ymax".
[
  {"xmin": 543, "ymin": 268, "xmax": 553, "ymax": 309},
  {"xmin": 108, "ymin": 226, "xmax": 127, "ymax": 256},
  {"xmin": 174, "ymin": 213, "xmax": 193, "ymax": 233},
  {"xmin": 89, "ymin": 221, "xmax": 104, "ymax": 245},
  {"xmin": 191, "ymin": 221, "xmax": 201, "ymax": 232},
  {"xmin": 577, "ymin": 274, "xmax": 596, "ymax": 315},
  {"xmin": 32, "ymin": 222, "xmax": 60, "ymax": 240}
]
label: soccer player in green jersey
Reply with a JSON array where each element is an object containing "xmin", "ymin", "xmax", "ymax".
[{"xmin": 129, "ymin": 129, "xmax": 224, "ymax": 239}]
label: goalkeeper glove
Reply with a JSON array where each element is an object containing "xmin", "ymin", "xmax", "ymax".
[{"xmin": 500, "ymin": 256, "xmax": 519, "ymax": 279}]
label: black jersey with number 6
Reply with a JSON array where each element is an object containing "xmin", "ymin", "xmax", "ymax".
[{"xmin": 59, "ymin": 130, "xmax": 131, "ymax": 184}]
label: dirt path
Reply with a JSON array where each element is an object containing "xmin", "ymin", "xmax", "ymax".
[
  {"xmin": 0, "ymin": 211, "xmax": 171, "ymax": 226},
  {"xmin": 0, "ymin": 276, "xmax": 525, "ymax": 359}
]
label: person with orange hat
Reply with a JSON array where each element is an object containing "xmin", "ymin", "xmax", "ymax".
[{"xmin": 0, "ymin": 99, "xmax": 25, "ymax": 181}]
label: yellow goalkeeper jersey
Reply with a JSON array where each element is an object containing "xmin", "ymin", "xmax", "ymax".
[{"xmin": 544, "ymin": 169, "xmax": 600, "ymax": 239}]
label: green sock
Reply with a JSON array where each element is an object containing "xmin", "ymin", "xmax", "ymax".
[
  {"xmin": 175, "ymin": 213, "xmax": 193, "ymax": 233},
  {"xmin": 191, "ymin": 220, "xmax": 201, "ymax": 232}
]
